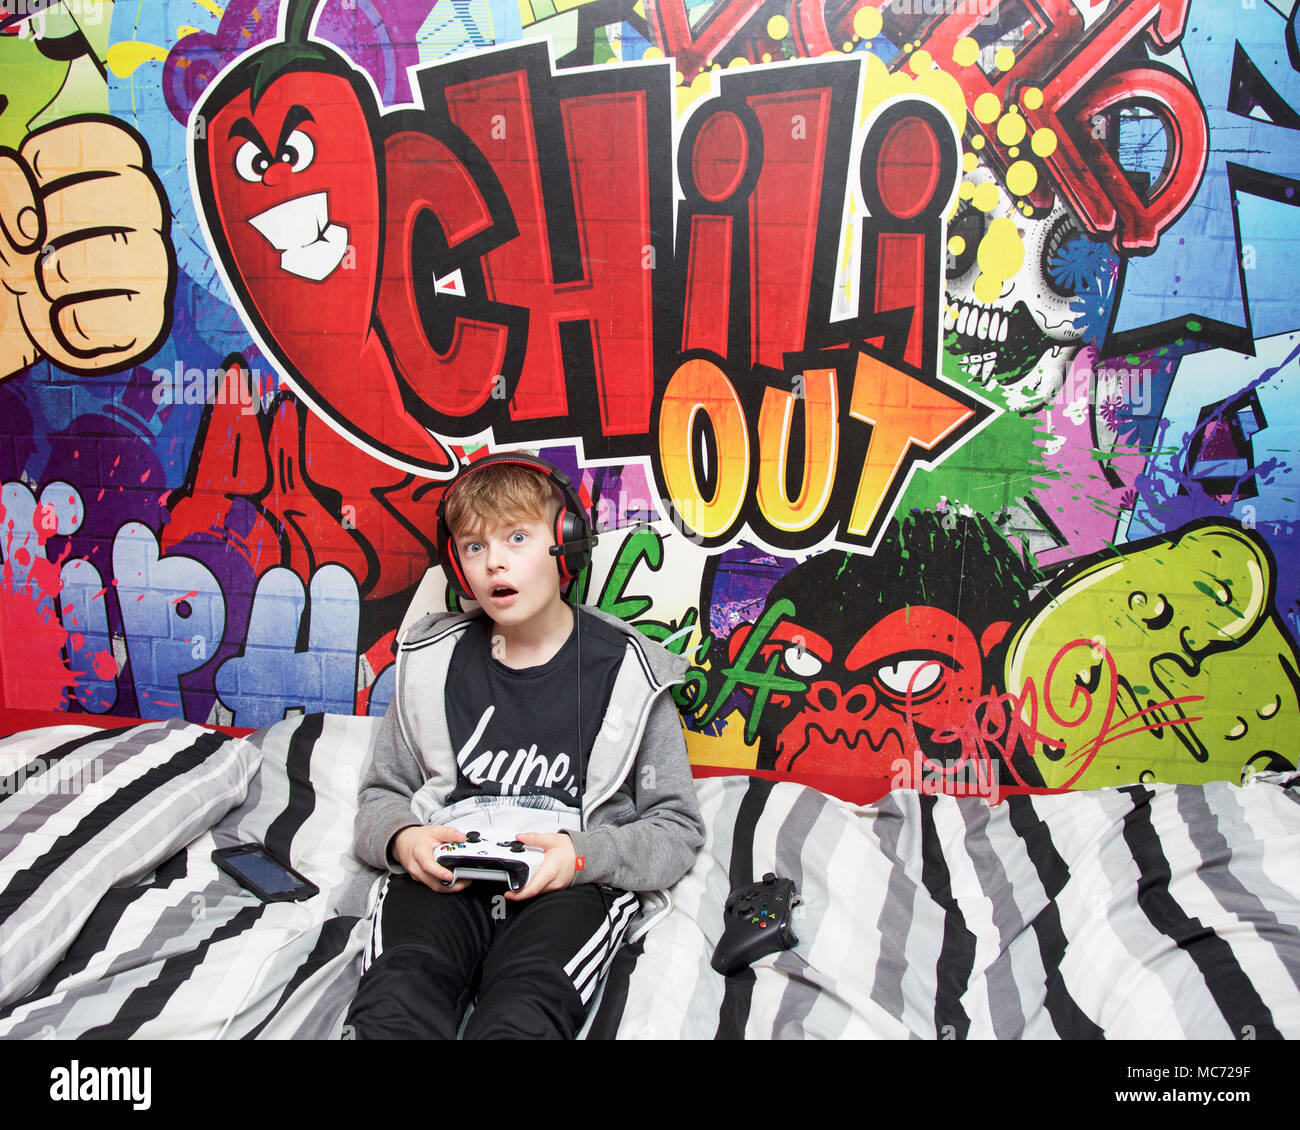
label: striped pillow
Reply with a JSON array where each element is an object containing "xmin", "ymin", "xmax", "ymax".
[{"xmin": 0, "ymin": 720, "xmax": 260, "ymax": 1009}]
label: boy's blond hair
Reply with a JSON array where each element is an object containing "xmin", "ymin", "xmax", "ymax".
[{"xmin": 443, "ymin": 461, "xmax": 556, "ymax": 538}]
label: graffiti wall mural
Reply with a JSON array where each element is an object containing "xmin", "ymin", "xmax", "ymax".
[{"xmin": 1, "ymin": 0, "xmax": 1297, "ymax": 802}]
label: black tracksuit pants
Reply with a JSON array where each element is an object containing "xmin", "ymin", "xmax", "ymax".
[{"xmin": 344, "ymin": 874, "xmax": 638, "ymax": 1040}]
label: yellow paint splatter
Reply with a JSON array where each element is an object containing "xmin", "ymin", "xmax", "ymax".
[
  {"xmin": 972, "ymin": 181, "xmax": 1000, "ymax": 212},
  {"xmin": 996, "ymin": 111, "xmax": 1026, "ymax": 146},
  {"xmin": 855, "ymin": 52, "xmax": 965, "ymax": 134},
  {"xmin": 176, "ymin": 26, "xmax": 201, "ymax": 39},
  {"xmin": 676, "ymin": 68, "xmax": 714, "ymax": 116},
  {"xmin": 1031, "ymin": 128, "xmax": 1058, "ymax": 158},
  {"xmin": 767, "ymin": 14, "xmax": 789, "ymax": 41},
  {"xmin": 192, "ymin": 0, "xmax": 225, "ymax": 17},
  {"xmin": 962, "ymin": 151, "xmax": 979, "ymax": 173},
  {"xmin": 106, "ymin": 41, "xmax": 169, "ymax": 79},
  {"xmin": 921, "ymin": 75, "xmax": 966, "ymax": 131},
  {"xmin": 971, "ymin": 134, "xmax": 985, "ymax": 150},
  {"xmin": 910, "ymin": 49, "xmax": 933, "ymax": 75},
  {"xmin": 1006, "ymin": 159, "xmax": 1038, "ymax": 197},
  {"xmin": 974, "ymin": 215, "xmax": 1024, "ymax": 303},
  {"xmin": 974, "ymin": 92, "xmax": 1001, "ymax": 124},
  {"xmin": 854, "ymin": 7, "xmax": 883, "ymax": 39},
  {"xmin": 1023, "ymin": 87, "xmax": 1043, "ymax": 111},
  {"xmin": 959, "ymin": 180, "xmax": 975, "ymax": 201},
  {"xmin": 948, "ymin": 235, "xmax": 966, "ymax": 257},
  {"xmin": 994, "ymin": 47, "xmax": 1015, "ymax": 72},
  {"xmin": 953, "ymin": 37, "xmax": 979, "ymax": 68}
]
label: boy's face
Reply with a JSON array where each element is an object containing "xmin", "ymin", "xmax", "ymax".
[{"xmin": 452, "ymin": 513, "xmax": 563, "ymax": 627}]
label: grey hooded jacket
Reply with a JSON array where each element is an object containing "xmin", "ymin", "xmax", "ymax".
[{"xmin": 353, "ymin": 605, "xmax": 705, "ymax": 933}]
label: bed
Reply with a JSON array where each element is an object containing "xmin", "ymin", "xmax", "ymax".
[{"xmin": 2, "ymin": 712, "xmax": 1298, "ymax": 1039}]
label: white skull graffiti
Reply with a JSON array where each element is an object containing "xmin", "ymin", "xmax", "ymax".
[{"xmin": 944, "ymin": 165, "xmax": 1094, "ymax": 411}]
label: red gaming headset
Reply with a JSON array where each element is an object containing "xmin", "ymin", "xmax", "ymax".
[{"xmin": 435, "ymin": 451, "xmax": 597, "ymax": 603}]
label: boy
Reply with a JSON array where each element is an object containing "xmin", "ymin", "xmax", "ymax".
[{"xmin": 345, "ymin": 452, "xmax": 705, "ymax": 1039}]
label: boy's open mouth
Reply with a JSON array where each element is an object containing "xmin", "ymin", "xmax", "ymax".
[{"xmin": 490, "ymin": 583, "xmax": 517, "ymax": 598}]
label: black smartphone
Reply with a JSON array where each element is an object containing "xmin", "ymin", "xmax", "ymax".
[{"xmin": 212, "ymin": 843, "xmax": 319, "ymax": 902}]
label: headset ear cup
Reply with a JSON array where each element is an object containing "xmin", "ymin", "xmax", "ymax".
[
  {"xmin": 445, "ymin": 543, "xmax": 472, "ymax": 601},
  {"xmin": 552, "ymin": 507, "xmax": 569, "ymax": 580},
  {"xmin": 559, "ymin": 509, "xmax": 591, "ymax": 581},
  {"xmin": 436, "ymin": 512, "xmax": 472, "ymax": 602}
]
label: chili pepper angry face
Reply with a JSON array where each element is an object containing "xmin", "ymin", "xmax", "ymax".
[
  {"xmin": 207, "ymin": 71, "xmax": 366, "ymax": 286},
  {"xmin": 192, "ymin": 42, "xmax": 453, "ymax": 475}
]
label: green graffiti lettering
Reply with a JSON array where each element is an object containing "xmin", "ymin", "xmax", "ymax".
[
  {"xmin": 697, "ymin": 598, "xmax": 807, "ymax": 743},
  {"xmin": 596, "ymin": 526, "xmax": 662, "ymax": 621}
]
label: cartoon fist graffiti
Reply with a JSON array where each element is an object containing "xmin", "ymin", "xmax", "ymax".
[{"xmin": 0, "ymin": 115, "xmax": 175, "ymax": 381}]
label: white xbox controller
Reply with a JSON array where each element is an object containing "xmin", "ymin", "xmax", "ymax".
[{"xmin": 435, "ymin": 830, "xmax": 544, "ymax": 892}]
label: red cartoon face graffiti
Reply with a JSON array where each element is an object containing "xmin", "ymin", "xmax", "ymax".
[
  {"xmin": 737, "ymin": 605, "xmax": 1008, "ymax": 777},
  {"xmin": 192, "ymin": 40, "xmax": 453, "ymax": 474},
  {"xmin": 205, "ymin": 69, "xmax": 379, "ymax": 320}
]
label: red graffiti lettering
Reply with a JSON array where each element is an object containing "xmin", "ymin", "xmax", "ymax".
[
  {"xmin": 898, "ymin": 638, "xmax": 1205, "ymax": 792},
  {"xmin": 884, "ymin": 0, "xmax": 1204, "ymax": 251},
  {"xmin": 442, "ymin": 63, "xmax": 659, "ymax": 436}
]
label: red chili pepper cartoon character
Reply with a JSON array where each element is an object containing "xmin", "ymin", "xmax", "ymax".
[{"xmin": 190, "ymin": 0, "xmax": 453, "ymax": 475}]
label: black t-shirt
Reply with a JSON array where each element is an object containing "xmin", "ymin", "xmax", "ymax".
[{"xmin": 445, "ymin": 609, "xmax": 624, "ymax": 811}]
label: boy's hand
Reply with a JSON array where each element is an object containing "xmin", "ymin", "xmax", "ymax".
[
  {"xmin": 391, "ymin": 824, "xmax": 470, "ymax": 892},
  {"xmin": 503, "ymin": 832, "xmax": 577, "ymax": 901}
]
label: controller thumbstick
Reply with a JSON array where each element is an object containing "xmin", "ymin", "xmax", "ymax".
[{"xmin": 466, "ymin": 831, "xmax": 482, "ymax": 843}]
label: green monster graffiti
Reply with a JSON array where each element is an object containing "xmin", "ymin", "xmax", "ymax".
[{"xmin": 1005, "ymin": 520, "xmax": 1300, "ymax": 789}]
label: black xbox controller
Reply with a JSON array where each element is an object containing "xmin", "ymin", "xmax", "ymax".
[{"xmin": 711, "ymin": 873, "xmax": 800, "ymax": 976}]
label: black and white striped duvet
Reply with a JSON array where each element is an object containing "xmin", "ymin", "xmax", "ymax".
[
  {"xmin": 3, "ymin": 716, "xmax": 1298, "ymax": 1039},
  {"xmin": 0, "ymin": 715, "xmax": 379, "ymax": 1039},
  {"xmin": 585, "ymin": 774, "xmax": 1300, "ymax": 1039}
]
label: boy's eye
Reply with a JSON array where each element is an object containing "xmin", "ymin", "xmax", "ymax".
[
  {"xmin": 462, "ymin": 541, "xmax": 483, "ymax": 555},
  {"xmin": 508, "ymin": 531, "xmax": 528, "ymax": 544}
]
